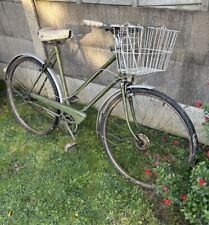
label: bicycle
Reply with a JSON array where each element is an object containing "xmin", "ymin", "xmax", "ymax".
[{"xmin": 5, "ymin": 20, "xmax": 199, "ymax": 190}]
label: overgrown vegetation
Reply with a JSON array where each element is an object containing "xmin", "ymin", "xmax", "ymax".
[
  {"xmin": 154, "ymin": 100, "xmax": 209, "ymax": 225},
  {"xmin": 0, "ymin": 80, "xmax": 189, "ymax": 224}
]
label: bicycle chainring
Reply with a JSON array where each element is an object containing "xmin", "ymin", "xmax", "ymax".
[{"xmin": 60, "ymin": 114, "xmax": 78, "ymax": 134}]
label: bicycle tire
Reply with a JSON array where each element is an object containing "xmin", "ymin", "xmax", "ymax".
[
  {"xmin": 6, "ymin": 55, "xmax": 60, "ymax": 135},
  {"xmin": 100, "ymin": 87, "xmax": 198, "ymax": 190}
]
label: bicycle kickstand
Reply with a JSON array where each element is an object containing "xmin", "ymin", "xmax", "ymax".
[{"xmin": 64, "ymin": 123, "xmax": 78, "ymax": 152}]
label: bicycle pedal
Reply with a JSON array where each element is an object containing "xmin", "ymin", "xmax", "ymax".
[
  {"xmin": 64, "ymin": 141, "xmax": 78, "ymax": 152},
  {"xmin": 69, "ymin": 95, "xmax": 79, "ymax": 103}
]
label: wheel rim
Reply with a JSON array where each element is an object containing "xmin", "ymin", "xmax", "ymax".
[{"xmin": 102, "ymin": 91, "xmax": 193, "ymax": 189}]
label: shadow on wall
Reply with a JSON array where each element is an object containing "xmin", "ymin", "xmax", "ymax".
[
  {"xmin": 35, "ymin": 2, "xmax": 154, "ymax": 73},
  {"xmin": 34, "ymin": 4, "xmax": 123, "ymax": 95},
  {"xmin": 36, "ymin": 2, "xmax": 117, "ymax": 78}
]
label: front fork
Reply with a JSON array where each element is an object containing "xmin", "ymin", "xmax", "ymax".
[{"xmin": 121, "ymin": 81, "xmax": 139, "ymax": 141}]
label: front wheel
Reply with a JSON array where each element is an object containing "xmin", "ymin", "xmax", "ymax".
[{"xmin": 100, "ymin": 87, "xmax": 198, "ymax": 190}]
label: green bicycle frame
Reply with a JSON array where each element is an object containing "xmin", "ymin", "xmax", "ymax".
[
  {"xmin": 28, "ymin": 44, "xmax": 140, "ymax": 142},
  {"xmin": 30, "ymin": 45, "xmax": 123, "ymax": 124}
]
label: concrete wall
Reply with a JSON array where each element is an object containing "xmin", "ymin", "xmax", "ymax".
[
  {"xmin": 0, "ymin": 0, "xmax": 35, "ymax": 78},
  {"xmin": 34, "ymin": 1, "xmax": 209, "ymax": 106},
  {"xmin": 0, "ymin": 1, "xmax": 208, "ymax": 106},
  {"xmin": 0, "ymin": 0, "xmax": 208, "ymax": 143}
]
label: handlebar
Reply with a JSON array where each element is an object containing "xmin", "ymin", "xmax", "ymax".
[
  {"xmin": 82, "ymin": 19, "xmax": 135, "ymax": 34},
  {"xmin": 82, "ymin": 19, "xmax": 115, "ymax": 33},
  {"xmin": 83, "ymin": 20, "xmax": 106, "ymax": 28}
]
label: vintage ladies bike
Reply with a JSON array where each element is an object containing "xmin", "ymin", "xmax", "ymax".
[{"xmin": 5, "ymin": 20, "xmax": 198, "ymax": 189}]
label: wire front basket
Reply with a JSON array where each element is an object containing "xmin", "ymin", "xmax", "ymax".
[{"xmin": 112, "ymin": 24, "xmax": 179, "ymax": 76}]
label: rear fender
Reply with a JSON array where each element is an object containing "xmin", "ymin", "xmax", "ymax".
[
  {"xmin": 4, "ymin": 54, "xmax": 24, "ymax": 80},
  {"xmin": 5, "ymin": 53, "xmax": 64, "ymax": 103}
]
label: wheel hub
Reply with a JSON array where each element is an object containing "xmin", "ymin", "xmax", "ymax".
[{"xmin": 135, "ymin": 133, "xmax": 150, "ymax": 150}]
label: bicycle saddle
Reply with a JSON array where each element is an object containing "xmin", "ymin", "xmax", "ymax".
[{"xmin": 38, "ymin": 27, "xmax": 72, "ymax": 42}]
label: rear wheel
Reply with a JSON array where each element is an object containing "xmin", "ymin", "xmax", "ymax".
[
  {"xmin": 100, "ymin": 87, "xmax": 198, "ymax": 189},
  {"xmin": 6, "ymin": 55, "xmax": 60, "ymax": 135}
]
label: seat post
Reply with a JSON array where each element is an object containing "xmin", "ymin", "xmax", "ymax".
[{"xmin": 54, "ymin": 45, "xmax": 70, "ymax": 104}]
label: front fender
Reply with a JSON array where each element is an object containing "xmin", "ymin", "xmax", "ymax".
[
  {"xmin": 127, "ymin": 84, "xmax": 155, "ymax": 91},
  {"xmin": 96, "ymin": 90, "xmax": 120, "ymax": 138},
  {"xmin": 96, "ymin": 84, "xmax": 155, "ymax": 138}
]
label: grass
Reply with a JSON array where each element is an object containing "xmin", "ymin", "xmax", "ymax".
[{"xmin": 0, "ymin": 80, "xmax": 189, "ymax": 225}]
